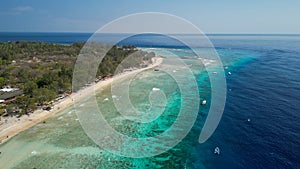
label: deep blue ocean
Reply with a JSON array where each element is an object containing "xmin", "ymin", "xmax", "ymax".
[{"xmin": 0, "ymin": 33, "xmax": 299, "ymax": 168}]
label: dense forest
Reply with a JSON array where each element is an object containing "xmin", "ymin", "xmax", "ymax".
[{"xmin": 0, "ymin": 41, "xmax": 155, "ymax": 115}]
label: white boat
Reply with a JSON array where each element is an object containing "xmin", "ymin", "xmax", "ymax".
[
  {"xmin": 214, "ymin": 147, "xmax": 220, "ymax": 155},
  {"xmin": 152, "ymin": 88, "xmax": 160, "ymax": 91},
  {"xmin": 201, "ymin": 100, "xmax": 207, "ymax": 105},
  {"xmin": 228, "ymin": 72, "xmax": 232, "ymax": 75}
]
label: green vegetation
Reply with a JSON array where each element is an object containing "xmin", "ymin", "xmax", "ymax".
[{"xmin": 0, "ymin": 41, "xmax": 155, "ymax": 116}]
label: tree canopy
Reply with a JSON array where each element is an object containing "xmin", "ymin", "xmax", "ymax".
[{"xmin": 0, "ymin": 41, "xmax": 155, "ymax": 115}]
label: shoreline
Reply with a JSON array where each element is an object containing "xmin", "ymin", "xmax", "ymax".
[{"xmin": 0, "ymin": 57, "xmax": 163, "ymax": 144}]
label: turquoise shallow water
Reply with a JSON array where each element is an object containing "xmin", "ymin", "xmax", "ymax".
[
  {"xmin": 0, "ymin": 46, "xmax": 256, "ymax": 168},
  {"xmin": 0, "ymin": 59, "xmax": 194, "ymax": 168}
]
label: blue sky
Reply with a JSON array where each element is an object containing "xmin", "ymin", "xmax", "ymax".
[{"xmin": 0, "ymin": 0, "xmax": 299, "ymax": 34}]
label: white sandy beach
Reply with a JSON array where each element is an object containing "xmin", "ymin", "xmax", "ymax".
[{"xmin": 0, "ymin": 57, "xmax": 163, "ymax": 143}]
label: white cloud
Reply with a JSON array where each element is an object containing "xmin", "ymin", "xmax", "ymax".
[{"xmin": 13, "ymin": 6, "xmax": 33, "ymax": 12}]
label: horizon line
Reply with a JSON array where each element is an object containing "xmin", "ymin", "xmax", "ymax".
[{"xmin": 1, "ymin": 31, "xmax": 300, "ymax": 36}]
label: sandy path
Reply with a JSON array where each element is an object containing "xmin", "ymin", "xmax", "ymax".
[{"xmin": 0, "ymin": 57, "xmax": 163, "ymax": 144}]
